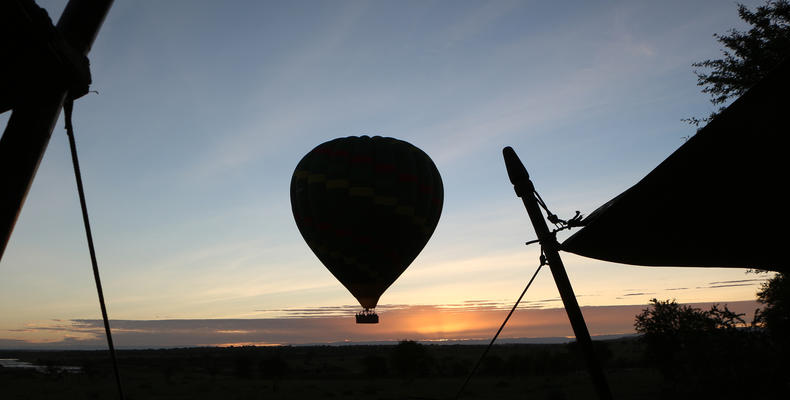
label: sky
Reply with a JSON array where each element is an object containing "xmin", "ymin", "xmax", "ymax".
[{"xmin": 0, "ymin": 0, "xmax": 775, "ymax": 348}]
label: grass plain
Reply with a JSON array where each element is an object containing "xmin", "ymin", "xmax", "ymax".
[{"xmin": 1, "ymin": 338, "xmax": 668, "ymax": 400}]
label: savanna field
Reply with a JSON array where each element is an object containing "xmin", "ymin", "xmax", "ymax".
[{"xmin": 1, "ymin": 334, "xmax": 786, "ymax": 400}]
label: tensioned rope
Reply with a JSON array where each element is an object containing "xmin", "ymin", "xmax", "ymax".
[
  {"xmin": 63, "ymin": 99, "xmax": 125, "ymax": 400},
  {"xmin": 451, "ymin": 194, "xmax": 582, "ymax": 400},
  {"xmin": 453, "ymin": 259, "xmax": 545, "ymax": 400}
]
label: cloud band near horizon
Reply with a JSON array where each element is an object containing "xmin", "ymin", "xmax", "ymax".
[{"xmin": 1, "ymin": 301, "xmax": 759, "ymax": 350}]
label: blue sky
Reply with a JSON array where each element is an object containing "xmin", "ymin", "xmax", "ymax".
[{"xmin": 0, "ymin": 0, "xmax": 773, "ymax": 346}]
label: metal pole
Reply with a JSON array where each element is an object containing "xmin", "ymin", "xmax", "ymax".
[
  {"xmin": 503, "ymin": 146, "xmax": 613, "ymax": 400},
  {"xmin": 0, "ymin": 0, "xmax": 113, "ymax": 260}
]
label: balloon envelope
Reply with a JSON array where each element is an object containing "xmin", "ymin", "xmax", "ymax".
[{"xmin": 290, "ymin": 136, "xmax": 443, "ymax": 309}]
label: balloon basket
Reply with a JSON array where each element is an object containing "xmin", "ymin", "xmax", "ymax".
[{"xmin": 355, "ymin": 309, "xmax": 379, "ymax": 324}]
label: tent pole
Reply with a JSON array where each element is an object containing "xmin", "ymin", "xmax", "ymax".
[
  {"xmin": 0, "ymin": 0, "xmax": 113, "ymax": 261},
  {"xmin": 503, "ymin": 146, "xmax": 613, "ymax": 400}
]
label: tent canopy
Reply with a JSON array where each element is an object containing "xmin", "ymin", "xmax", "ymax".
[{"xmin": 561, "ymin": 57, "xmax": 789, "ymax": 273}]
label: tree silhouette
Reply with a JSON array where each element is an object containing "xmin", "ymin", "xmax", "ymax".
[
  {"xmin": 632, "ymin": 299, "xmax": 783, "ymax": 398},
  {"xmin": 635, "ymin": 300, "xmax": 745, "ymax": 374},
  {"xmin": 686, "ymin": 0, "xmax": 790, "ymax": 125},
  {"xmin": 754, "ymin": 272, "xmax": 790, "ymax": 347}
]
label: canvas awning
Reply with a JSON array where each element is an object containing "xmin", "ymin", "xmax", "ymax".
[{"xmin": 561, "ymin": 57, "xmax": 789, "ymax": 273}]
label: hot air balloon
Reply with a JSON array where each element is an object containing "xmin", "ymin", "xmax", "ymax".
[{"xmin": 290, "ymin": 136, "xmax": 443, "ymax": 323}]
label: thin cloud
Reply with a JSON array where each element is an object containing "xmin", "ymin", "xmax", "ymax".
[
  {"xmin": 621, "ymin": 292, "xmax": 655, "ymax": 297},
  {"xmin": 438, "ymin": 0, "xmax": 521, "ymax": 48},
  {"xmin": 3, "ymin": 301, "xmax": 758, "ymax": 350},
  {"xmin": 707, "ymin": 283, "xmax": 759, "ymax": 289},
  {"xmin": 254, "ymin": 299, "xmax": 566, "ymax": 319},
  {"xmin": 698, "ymin": 278, "xmax": 768, "ymax": 290},
  {"xmin": 708, "ymin": 279, "xmax": 766, "ymax": 285}
]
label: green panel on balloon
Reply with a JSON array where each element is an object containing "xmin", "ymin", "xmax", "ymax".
[{"xmin": 290, "ymin": 136, "xmax": 443, "ymax": 321}]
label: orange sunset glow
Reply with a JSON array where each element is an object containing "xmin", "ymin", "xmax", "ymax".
[{"xmin": 1, "ymin": 301, "xmax": 760, "ymax": 349}]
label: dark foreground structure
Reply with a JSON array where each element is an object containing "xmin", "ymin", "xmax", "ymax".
[{"xmin": 562, "ymin": 58, "xmax": 790, "ymax": 273}]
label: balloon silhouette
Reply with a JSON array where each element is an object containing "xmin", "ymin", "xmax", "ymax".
[{"xmin": 290, "ymin": 136, "xmax": 443, "ymax": 323}]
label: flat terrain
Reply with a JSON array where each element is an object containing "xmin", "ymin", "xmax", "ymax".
[{"xmin": 0, "ymin": 337, "xmax": 771, "ymax": 399}]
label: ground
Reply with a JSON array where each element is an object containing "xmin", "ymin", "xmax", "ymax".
[{"xmin": 0, "ymin": 338, "xmax": 764, "ymax": 399}]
